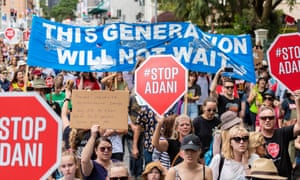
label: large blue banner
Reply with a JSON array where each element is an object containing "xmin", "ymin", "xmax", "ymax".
[{"xmin": 28, "ymin": 16, "xmax": 256, "ymax": 83}]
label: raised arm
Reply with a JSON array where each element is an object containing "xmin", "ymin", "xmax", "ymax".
[
  {"xmin": 151, "ymin": 115, "xmax": 168, "ymax": 152},
  {"xmin": 61, "ymin": 80, "xmax": 73, "ymax": 131},
  {"xmin": 101, "ymin": 73, "xmax": 116, "ymax": 84},
  {"xmin": 210, "ymin": 67, "xmax": 224, "ymax": 98},
  {"xmin": 81, "ymin": 125, "xmax": 99, "ymax": 177},
  {"xmin": 77, "ymin": 73, "xmax": 85, "ymax": 90},
  {"xmin": 132, "ymin": 123, "xmax": 140, "ymax": 159}
]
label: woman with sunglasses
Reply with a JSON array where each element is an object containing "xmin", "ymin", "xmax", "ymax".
[
  {"xmin": 255, "ymin": 89, "xmax": 282, "ymax": 131},
  {"xmin": 209, "ymin": 126, "xmax": 258, "ymax": 180},
  {"xmin": 81, "ymin": 125, "xmax": 113, "ymax": 180},
  {"xmin": 193, "ymin": 97, "xmax": 220, "ymax": 164}
]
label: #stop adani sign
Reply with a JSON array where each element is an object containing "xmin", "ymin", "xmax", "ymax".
[
  {"xmin": 0, "ymin": 92, "xmax": 62, "ymax": 180},
  {"xmin": 267, "ymin": 33, "xmax": 300, "ymax": 92},
  {"xmin": 4, "ymin": 27, "xmax": 16, "ymax": 41},
  {"xmin": 135, "ymin": 55, "xmax": 187, "ymax": 116}
]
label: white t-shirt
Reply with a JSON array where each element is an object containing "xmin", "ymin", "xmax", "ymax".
[{"xmin": 209, "ymin": 153, "xmax": 258, "ymax": 180}]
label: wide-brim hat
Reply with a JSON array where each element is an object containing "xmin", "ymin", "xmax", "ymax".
[
  {"xmin": 32, "ymin": 78, "xmax": 50, "ymax": 89},
  {"xmin": 246, "ymin": 158, "xmax": 287, "ymax": 180},
  {"xmin": 17, "ymin": 60, "xmax": 27, "ymax": 68},
  {"xmin": 220, "ymin": 111, "xmax": 242, "ymax": 130},
  {"xmin": 142, "ymin": 161, "xmax": 165, "ymax": 180}
]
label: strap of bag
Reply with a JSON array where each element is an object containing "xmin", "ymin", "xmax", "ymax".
[
  {"xmin": 171, "ymin": 152, "xmax": 181, "ymax": 167},
  {"xmin": 217, "ymin": 155, "xmax": 225, "ymax": 180},
  {"xmin": 203, "ymin": 164, "xmax": 206, "ymax": 180}
]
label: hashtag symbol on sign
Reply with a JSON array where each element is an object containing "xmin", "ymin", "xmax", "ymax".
[
  {"xmin": 144, "ymin": 68, "xmax": 150, "ymax": 77},
  {"xmin": 275, "ymin": 48, "xmax": 281, "ymax": 57}
]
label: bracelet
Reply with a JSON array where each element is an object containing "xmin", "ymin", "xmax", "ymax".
[{"xmin": 64, "ymin": 98, "xmax": 71, "ymax": 103}]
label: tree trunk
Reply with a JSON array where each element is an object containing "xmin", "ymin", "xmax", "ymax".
[{"xmin": 261, "ymin": 0, "xmax": 273, "ymax": 23}]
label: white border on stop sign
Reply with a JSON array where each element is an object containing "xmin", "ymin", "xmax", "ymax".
[{"xmin": 0, "ymin": 92, "xmax": 62, "ymax": 180}]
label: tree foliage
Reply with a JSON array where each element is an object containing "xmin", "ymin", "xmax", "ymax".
[
  {"xmin": 158, "ymin": 0, "xmax": 219, "ymax": 26},
  {"xmin": 41, "ymin": 0, "xmax": 78, "ymax": 22},
  {"xmin": 158, "ymin": 0, "xmax": 296, "ymax": 37}
]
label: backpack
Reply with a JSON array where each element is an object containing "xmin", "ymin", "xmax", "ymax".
[{"xmin": 204, "ymin": 138, "xmax": 214, "ymax": 165}]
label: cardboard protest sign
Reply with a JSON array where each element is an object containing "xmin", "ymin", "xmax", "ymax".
[{"xmin": 70, "ymin": 90, "xmax": 129, "ymax": 130}]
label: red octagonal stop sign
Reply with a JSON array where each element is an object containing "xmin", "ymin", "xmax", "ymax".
[
  {"xmin": 4, "ymin": 27, "xmax": 16, "ymax": 41},
  {"xmin": 267, "ymin": 33, "xmax": 300, "ymax": 92},
  {"xmin": 0, "ymin": 92, "xmax": 62, "ymax": 180},
  {"xmin": 135, "ymin": 55, "xmax": 187, "ymax": 116}
]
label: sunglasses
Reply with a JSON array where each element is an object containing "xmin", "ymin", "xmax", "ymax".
[
  {"xmin": 264, "ymin": 97, "xmax": 273, "ymax": 101},
  {"xmin": 207, "ymin": 109, "xmax": 217, "ymax": 113},
  {"xmin": 260, "ymin": 142, "xmax": 267, "ymax": 147},
  {"xmin": 259, "ymin": 116, "xmax": 275, "ymax": 121},
  {"xmin": 224, "ymin": 86, "xmax": 234, "ymax": 89},
  {"xmin": 110, "ymin": 176, "xmax": 128, "ymax": 180},
  {"xmin": 231, "ymin": 136, "xmax": 249, "ymax": 143},
  {"xmin": 99, "ymin": 146, "xmax": 112, "ymax": 152}
]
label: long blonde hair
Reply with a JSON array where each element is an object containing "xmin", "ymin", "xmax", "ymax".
[{"xmin": 222, "ymin": 126, "xmax": 250, "ymax": 160}]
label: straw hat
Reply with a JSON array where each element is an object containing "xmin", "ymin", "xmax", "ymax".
[
  {"xmin": 32, "ymin": 78, "xmax": 49, "ymax": 89},
  {"xmin": 246, "ymin": 158, "xmax": 287, "ymax": 179},
  {"xmin": 142, "ymin": 161, "xmax": 165, "ymax": 180}
]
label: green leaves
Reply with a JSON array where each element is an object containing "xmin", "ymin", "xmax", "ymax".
[{"xmin": 45, "ymin": 0, "xmax": 78, "ymax": 22}]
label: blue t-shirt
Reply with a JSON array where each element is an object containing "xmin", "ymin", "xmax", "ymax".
[{"xmin": 83, "ymin": 160, "xmax": 107, "ymax": 180}]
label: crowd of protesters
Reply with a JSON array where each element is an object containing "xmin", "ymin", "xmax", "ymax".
[{"xmin": 1, "ymin": 38, "xmax": 300, "ymax": 180}]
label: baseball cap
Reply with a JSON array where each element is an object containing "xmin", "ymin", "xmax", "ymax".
[
  {"xmin": 181, "ymin": 134, "xmax": 202, "ymax": 151},
  {"xmin": 263, "ymin": 89, "xmax": 275, "ymax": 98},
  {"xmin": 32, "ymin": 69, "xmax": 42, "ymax": 76}
]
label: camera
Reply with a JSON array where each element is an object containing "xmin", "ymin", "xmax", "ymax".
[{"xmin": 224, "ymin": 67, "xmax": 233, "ymax": 72}]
